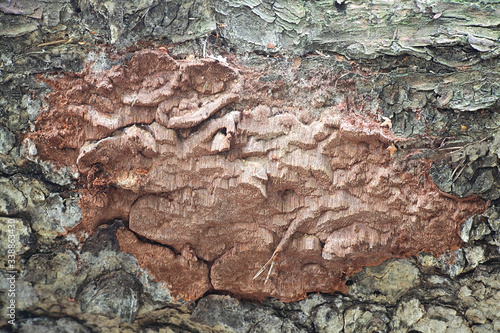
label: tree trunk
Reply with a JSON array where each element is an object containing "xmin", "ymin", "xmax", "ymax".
[{"xmin": 1, "ymin": 0, "xmax": 500, "ymax": 331}]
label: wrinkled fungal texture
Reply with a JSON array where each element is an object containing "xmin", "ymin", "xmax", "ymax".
[{"xmin": 30, "ymin": 49, "xmax": 485, "ymax": 301}]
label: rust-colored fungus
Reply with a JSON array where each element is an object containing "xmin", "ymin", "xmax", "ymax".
[{"xmin": 30, "ymin": 50, "xmax": 485, "ymax": 301}]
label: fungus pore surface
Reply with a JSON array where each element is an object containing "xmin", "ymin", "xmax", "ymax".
[{"xmin": 29, "ymin": 49, "xmax": 485, "ymax": 301}]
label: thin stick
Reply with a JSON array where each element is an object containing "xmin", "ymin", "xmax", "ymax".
[
  {"xmin": 37, "ymin": 38, "xmax": 72, "ymax": 47},
  {"xmin": 264, "ymin": 260, "xmax": 275, "ymax": 284},
  {"xmin": 203, "ymin": 36, "xmax": 208, "ymax": 58},
  {"xmin": 452, "ymin": 161, "xmax": 469, "ymax": 183},
  {"xmin": 451, "ymin": 157, "xmax": 465, "ymax": 181},
  {"xmin": 253, "ymin": 210, "xmax": 311, "ymax": 283},
  {"xmin": 253, "ymin": 256, "xmax": 274, "ymax": 280}
]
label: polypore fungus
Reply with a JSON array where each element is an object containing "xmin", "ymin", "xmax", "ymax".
[{"xmin": 30, "ymin": 49, "xmax": 485, "ymax": 301}]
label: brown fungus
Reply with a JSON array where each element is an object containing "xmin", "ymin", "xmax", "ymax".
[{"xmin": 29, "ymin": 49, "xmax": 485, "ymax": 302}]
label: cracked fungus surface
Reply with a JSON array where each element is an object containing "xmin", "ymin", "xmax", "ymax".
[{"xmin": 30, "ymin": 49, "xmax": 485, "ymax": 302}]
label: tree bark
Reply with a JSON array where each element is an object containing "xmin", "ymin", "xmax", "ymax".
[{"xmin": 1, "ymin": 0, "xmax": 500, "ymax": 332}]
